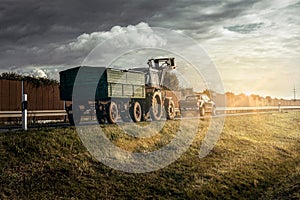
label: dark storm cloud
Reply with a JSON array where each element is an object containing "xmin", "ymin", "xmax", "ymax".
[
  {"xmin": 0, "ymin": 0, "xmax": 181, "ymax": 44},
  {"xmin": 0, "ymin": 0, "xmax": 266, "ymax": 70},
  {"xmin": 0, "ymin": 0, "xmax": 259, "ymax": 44},
  {"xmin": 1, "ymin": 0, "xmax": 189, "ymax": 68},
  {"xmin": 0, "ymin": 0, "xmax": 140, "ymax": 43},
  {"xmin": 0, "ymin": 0, "xmax": 161, "ymax": 69}
]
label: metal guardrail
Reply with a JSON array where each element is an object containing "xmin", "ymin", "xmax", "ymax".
[
  {"xmin": 216, "ymin": 106, "xmax": 300, "ymax": 113},
  {"xmin": 0, "ymin": 106, "xmax": 300, "ymax": 118},
  {"xmin": 0, "ymin": 110, "xmax": 67, "ymax": 118}
]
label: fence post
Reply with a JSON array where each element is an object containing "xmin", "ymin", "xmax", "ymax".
[
  {"xmin": 22, "ymin": 94, "xmax": 28, "ymax": 130},
  {"xmin": 64, "ymin": 100, "xmax": 67, "ymax": 122}
]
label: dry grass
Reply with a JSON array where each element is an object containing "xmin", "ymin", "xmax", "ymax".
[{"xmin": 1, "ymin": 111, "xmax": 299, "ymax": 199}]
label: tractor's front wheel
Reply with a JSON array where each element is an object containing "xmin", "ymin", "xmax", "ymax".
[
  {"xmin": 199, "ymin": 106, "xmax": 205, "ymax": 117},
  {"xmin": 165, "ymin": 99, "xmax": 176, "ymax": 120},
  {"xmin": 150, "ymin": 92, "xmax": 163, "ymax": 121}
]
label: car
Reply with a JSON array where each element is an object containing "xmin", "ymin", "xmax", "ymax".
[{"xmin": 179, "ymin": 94, "xmax": 216, "ymax": 117}]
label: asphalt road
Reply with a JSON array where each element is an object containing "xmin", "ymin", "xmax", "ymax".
[{"xmin": 2, "ymin": 109, "xmax": 299, "ymax": 132}]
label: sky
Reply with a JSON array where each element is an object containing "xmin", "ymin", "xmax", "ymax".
[{"xmin": 0, "ymin": 0, "xmax": 299, "ymax": 99}]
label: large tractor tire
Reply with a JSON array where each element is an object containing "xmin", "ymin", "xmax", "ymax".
[
  {"xmin": 150, "ymin": 91, "xmax": 163, "ymax": 121},
  {"xmin": 165, "ymin": 99, "xmax": 176, "ymax": 120},
  {"xmin": 130, "ymin": 101, "xmax": 142, "ymax": 122},
  {"xmin": 107, "ymin": 101, "xmax": 119, "ymax": 124}
]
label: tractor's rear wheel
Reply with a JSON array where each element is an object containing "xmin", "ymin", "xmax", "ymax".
[{"xmin": 150, "ymin": 92, "xmax": 163, "ymax": 121}]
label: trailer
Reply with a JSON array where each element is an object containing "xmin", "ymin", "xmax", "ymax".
[{"xmin": 59, "ymin": 58, "xmax": 179, "ymax": 125}]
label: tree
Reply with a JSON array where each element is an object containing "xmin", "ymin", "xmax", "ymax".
[
  {"xmin": 0, "ymin": 72, "xmax": 58, "ymax": 87},
  {"xmin": 265, "ymin": 96, "xmax": 272, "ymax": 104},
  {"xmin": 0, "ymin": 72, "xmax": 22, "ymax": 80}
]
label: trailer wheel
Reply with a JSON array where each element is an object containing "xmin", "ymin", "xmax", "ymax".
[
  {"xmin": 67, "ymin": 112, "xmax": 75, "ymax": 126},
  {"xmin": 67, "ymin": 104, "xmax": 81, "ymax": 126},
  {"xmin": 166, "ymin": 100, "xmax": 175, "ymax": 120},
  {"xmin": 95, "ymin": 103, "xmax": 106, "ymax": 124},
  {"xmin": 150, "ymin": 92, "xmax": 162, "ymax": 121},
  {"xmin": 107, "ymin": 101, "xmax": 119, "ymax": 124},
  {"xmin": 130, "ymin": 101, "xmax": 142, "ymax": 122}
]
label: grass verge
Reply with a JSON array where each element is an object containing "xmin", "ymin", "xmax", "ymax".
[{"xmin": 1, "ymin": 111, "xmax": 300, "ymax": 199}]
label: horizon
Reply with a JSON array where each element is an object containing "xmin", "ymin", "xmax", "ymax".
[{"xmin": 0, "ymin": 71, "xmax": 298, "ymax": 101}]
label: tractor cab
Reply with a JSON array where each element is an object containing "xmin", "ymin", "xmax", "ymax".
[{"xmin": 129, "ymin": 58, "xmax": 175, "ymax": 88}]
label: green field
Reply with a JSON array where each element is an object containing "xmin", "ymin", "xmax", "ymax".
[{"xmin": 1, "ymin": 112, "xmax": 300, "ymax": 199}]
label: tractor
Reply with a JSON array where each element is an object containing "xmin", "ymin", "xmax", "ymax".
[{"xmin": 59, "ymin": 58, "xmax": 178, "ymax": 125}]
